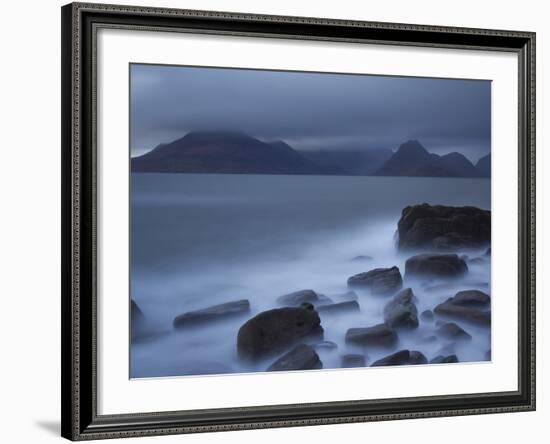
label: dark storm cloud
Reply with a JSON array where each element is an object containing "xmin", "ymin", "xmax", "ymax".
[{"xmin": 130, "ymin": 64, "xmax": 491, "ymax": 163}]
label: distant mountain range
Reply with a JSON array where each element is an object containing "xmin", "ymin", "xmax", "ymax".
[{"xmin": 131, "ymin": 131, "xmax": 490, "ymax": 178}]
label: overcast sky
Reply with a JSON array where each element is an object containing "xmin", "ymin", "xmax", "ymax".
[{"xmin": 130, "ymin": 64, "xmax": 491, "ymax": 163}]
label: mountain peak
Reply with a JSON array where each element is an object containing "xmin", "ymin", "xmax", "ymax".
[{"xmin": 396, "ymin": 140, "xmax": 429, "ymax": 156}]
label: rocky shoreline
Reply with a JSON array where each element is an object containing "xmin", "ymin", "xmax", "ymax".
[{"xmin": 131, "ymin": 203, "xmax": 491, "ymax": 374}]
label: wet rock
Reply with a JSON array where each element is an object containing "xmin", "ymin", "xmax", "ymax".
[
  {"xmin": 342, "ymin": 354, "xmax": 366, "ymax": 368},
  {"xmin": 430, "ymin": 354, "xmax": 459, "ymax": 364},
  {"xmin": 397, "ymin": 203, "xmax": 491, "ymax": 250},
  {"xmin": 405, "ymin": 253, "xmax": 468, "ymax": 280},
  {"xmin": 347, "ymin": 266, "xmax": 403, "ymax": 296},
  {"xmin": 173, "ymin": 299, "xmax": 250, "ymax": 329},
  {"xmin": 267, "ymin": 344, "xmax": 322, "ymax": 371},
  {"xmin": 434, "ymin": 292, "xmax": 491, "ymax": 326},
  {"xmin": 352, "ymin": 255, "xmax": 374, "ymax": 262},
  {"xmin": 314, "ymin": 341, "xmax": 338, "ymax": 351},
  {"xmin": 383, "ymin": 288, "xmax": 419, "ymax": 329},
  {"xmin": 276, "ymin": 289, "xmax": 332, "ymax": 307},
  {"xmin": 345, "ymin": 324, "xmax": 398, "ymax": 347},
  {"xmin": 451, "ymin": 290, "xmax": 491, "ymax": 307},
  {"xmin": 371, "ymin": 350, "xmax": 427, "ymax": 367},
  {"xmin": 237, "ymin": 306, "xmax": 323, "ymax": 360},
  {"xmin": 435, "ymin": 322, "xmax": 472, "ymax": 341},
  {"xmin": 421, "ymin": 309, "xmax": 434, "ymax": 321},
  {"xmin": 317, "ymin": 300, "xmax": 360, "ymax": 315}
]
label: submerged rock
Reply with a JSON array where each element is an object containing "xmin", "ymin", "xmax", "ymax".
[
  {"xmin": 435, "ymin": 322, "xmax": 472, "ymax": 341},
  {"xmin": 267, "ymin": 344, "xmax": 322, "ymax": 372},
  {"xmin": 371, "ymin": 350, "xmax": 427, "ymax": 367},
  {"xmin": 430, "ymin": 354, "xmax": 459, "ymax": 364},
  {"xmin": 317, "ymin": 300, "xmax": 360, "ymax": 315},
  {"xmin": 421, "ymin": 309, "xmax": 434, "ymax": 321},
  {"xmin": 345, "ymin": 323, "xmax": 398, "ymax": 347},
  {"xmin": 397, "ymin": 203, "xmax": 491, "ymax": 250},
  {"xmin": 173, "ymin": 299, "xmax": 250, "ymax": 329},
  {"xmin": 237, "ymin": 306, "xmax": 322, "ymax": 360},
  {"xmin": 352, "ymin": 255, "xmax": 374, "ymax": 262},
  {"xmin": 276, "ymin": 289, "xmax": 332, "ymax": 307},
  {"xmin": 383, "ymin": 288, "xmax": 419, "ymax": 329},
  {"xmin": 342, "ymin": 354, "xmax": 366, "ymax": 368},
  {"xmin": 314, "ymin": 341, "xmax": 338, "ymax": 351},
  {"xmin": 131, "ymin": 299, "xmax": 167, "ymax": 343},
  {"xmin": 347, "ymin": 266, "xmax": 403, "ymax": 296},
  {"xmin": 405, "ymin": 253, "xmax": 468, "ymax": 280},
  {"xmin": 434, "ymin": 290, "xmax": 491, "ymax": 326}
]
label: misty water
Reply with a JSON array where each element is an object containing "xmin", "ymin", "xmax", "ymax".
[{"xmin": 130, "ymin": 173, "xmax": 491, "ymax": 378}]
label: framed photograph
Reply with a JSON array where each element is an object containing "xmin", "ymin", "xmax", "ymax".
[{"xmin": 61, "ymin": 2, "xmax": 536, "ymax": 440}]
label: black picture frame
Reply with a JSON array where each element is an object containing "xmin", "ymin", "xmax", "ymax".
[{"xmin": 61, "ymin": 2, "xmax": 536, "ymax": 440}]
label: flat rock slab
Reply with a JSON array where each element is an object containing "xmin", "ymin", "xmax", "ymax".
[
  {"xmin": 345, "ymin": 323, "xmax": 398, "ymax": 348},
  {"xmin": 317, "ymin": 300, "xmax": 360, "ymax": 315},
  {"xmin": 405, "ymin": 253, "xmax": 468, "ymax": 280},
  {"xmin": 347, "ymin": 266, "xmax": 403, "ymax": 296},
  {"xmin": 371, "ymin": 350, "xmax": 427, "ymax": 367},
  {"xmin": 173, "ymin": 299, "xmax": 250, "ymax": 329},
  {"xmin": 267, "ymin": 344, "xmax": 322, "ymax": 372},
  {"xmin": 397, "ymin": 203, "xmax": 491, "ymax": 250},
  {"xmin": 276, "ymin": 289, "xmax": 332, "ymax": 307},
  {"xmin": 237, "ymin": 306, "xmax": 323, "ymax": 360},
  {"xmin": 383, "ymin": 288, "xmax": 419, "ymax": 329},
  {"xmin": 452, "ymin": 290, "xmax": 491, "ymax": 307},
  {"xmin": 434, "ymin": 295, "xmax": 491, "ymax": 326}
]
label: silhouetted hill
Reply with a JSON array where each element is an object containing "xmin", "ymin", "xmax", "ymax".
[
  {"xmin": 131, "ymin": 131, "xmax": 325, "ymax": 175},
  {"xmin": 476, "ymin": 153, "xmax": 491, "ymax": 177},
  {"xmin": 303, "ymin": 148, "xmax": 393, "ymax": 175},
  {"xmin": 374, "ymin": 140, "xmax": 484, "ymax": 178}
]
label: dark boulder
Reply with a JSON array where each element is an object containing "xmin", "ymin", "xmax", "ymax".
[
  {"xmin": 345, "ymin": 324, "xmax": 398, "ymax": 347},
  {"xmin": 371, "ymin": 350, "xmax": 427, "ymax": 367},
  {"xmin": 435, "ymin": 322, "xmax": 472, "ymax": 341},
  {"xmin": 342, "ymin": 354, "xmax": 366, "ymax": 368},
  {"xmin": 383, "ymin": 288, "xmax": 419, "ymax": 329},
  {"xmin": 131, "ymin": 299, "xmax": 147, "ymax": 342},
  {"xmin": 430, "ymin": 354, "xmax": 459, "ymax": 364},
  {"xmin": 276, "ymin": 289, "xmax": 332, "ymax": 307},
  {"xmin": 397, "ymin": 203, "xmax": 491, "ymax": 250},
  {"xmin": 317, "ymin": 300, "xmax": 360, "ymax": 315},
  {"xmin": 173, "ymin": 299, "xmax": 250, "ymax": 329},
  {"xmin": 267, "ymin": 344, "xmax": 322, "ymax": 372},
  {"xmin": 451, "ymin": 290, "xmax": 491, "ymax": 307},
  {"xmin": 347, "ymin": 266, "xmax": 403, "ymax": 295},
  {"xmin": 434, "ymin": 291, "xmax": 491, "ymax": 326},
  {"xmin": 237, "ymin": 306, "xmax": 323, "ymax": 360},
  {"xmin": 421, "ymin": 309, "xmax": 434, "ymax": 321},
  {"xmin": 405, "ymin": 253, "xmax": 468, "ymax": 280}
]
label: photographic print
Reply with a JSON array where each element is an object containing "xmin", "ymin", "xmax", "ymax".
[{"xmin": 129, "ymin": 64, "xmax": 492, "ymax": 378}]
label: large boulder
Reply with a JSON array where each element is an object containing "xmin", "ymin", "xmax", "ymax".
[
  {"xmin": 173, "ymin": 299, "xmax": 250, "ymax": 329},
  {"xmin": 371, "ymin": 350, "xmax": 427, "ymax": 367},
  {"xmin": 267, "ymin": 344, "xmax": 322, "ymax": 371},
  {"xmin": 405, "ymin": 253, "xmax": 468, "ymax": 280},
  {"xmin": 237, "ymin": 305, "xmax": 322, "ymax": 360},
  {"xmin": 347, "ymin": 266, "xmax": 403, "ymax": 296},
  {"xmin": 317, "ymin": 300, "xmax": 360, "ymax": 315},
  {"xmin": 345, "ymin": 323, "xmax": 398, "ymax": 347},
  {"xmin": 434, "ymin": 290, "xmax": 491, "ymax": 326},
  {"xmin": 397, "ymin": 203, "xmax": 491, "ymax": 250},
  {"xmin": 276, "ymin": 289, "xmax": 332, "ymax": 307},
  {"xmin": 383, "ymin": 288, "xmax": 419, "ymax": 329}
]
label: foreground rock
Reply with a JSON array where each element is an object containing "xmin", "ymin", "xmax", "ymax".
[
  {"xmin": 276, "ymin": 289, "xmax": 332, "ymax": 307},
  {"xmin": 173, "ymin": 299, "xmax": 250, "ymax": 329},
  {"xmin": 405, "ymin": 253, "xmax": 468, "ymax": 280},
  {"xmin": 397, "ymin": 203, "xmax": 491, "ymax": 250},
  {"xmin": 371, "ymin": 350, "xmax": 427, "ymax": 367},
  {"xmin": 317, "ymin": 300, "xmax": 360, "ymax": 315},
  {"xmin": 131, "ymin": 300, "xmax": 147, "ymax": 342},
  {"xmin": 435, "ymin": 322, "xmax": 472, "ymax": 340},
  {"xmin": 342, "ymin": 354, "xmax": 366, "ymax": 368},
  {"xmin": 345, "ymin": 324, "xmax": 398, "ymax": 347},
  {"xmin": 430, "ymin": 354, "xmax": 459, "ymax": 364},
  {"xmin": 267, "ymin": 344, "xmax": 322, "ymax": 371},
  {"xmin": 347, "ymin": 266, "xmax": 403, "ymax": 295},
  {"xmin": 434, "ymin": 290, "xmax": 491, "ymax": 325},
  {"xmin": 237, "ymin": 305, "xmax": 322, "ymax": 360},
  {"xmin": 383, "ymin": 288, "xmax": 419, "ymax": 329}
]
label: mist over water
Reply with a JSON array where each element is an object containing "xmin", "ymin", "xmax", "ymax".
[{"xmin": 130, "ymin": 173, "xmax": 491, "ymax": 378}]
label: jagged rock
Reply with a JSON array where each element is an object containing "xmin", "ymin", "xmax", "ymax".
[
  {"xmin": 173, "ymin": 299, "xmax": 250, "ymax": 329},
  {"xmin": 267, "ymin": 344, "xmax": 322, "ymax": 371},
  {"xmin": 345, "ymin": 324, "xmax": 398, "ymax": 347},
  {"xmin": 276, "ymin": 289, "xmax": 332, "ymax": 307},
  {"xmin": 237, "ymin": 306, "xmax": 323, "ymax": 360},
  {"xmin": 435, "ymin": 322, "xmax": 472, "ymax": 340},
  {"xmin": 317, "ymin": 300, "xmax": 360, "ymax": 315},
  {"xmin": 371, "ymin": 350, "xmax": 427, "ymax": 367},
  {"xmin": 405, "ymin": 253, "xmax": 468, "ymax": 280},
  {"xmin": 397, "ymin": 203, "xmax": 491, "ymax": 250},
  {"xmin": 383, "ymin": 288, "xmax": 419, "ymax": 329},
  {"xmin": 342, "ymin": 354, "xmax": 366, "ymax": 368},
  {"xmin": 430, "ymin": 354, "xmax": 459, "ymax": 364},
  {"xmin": 347, "ymin": 266, "xmax": 403, "ymax": 295}
]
